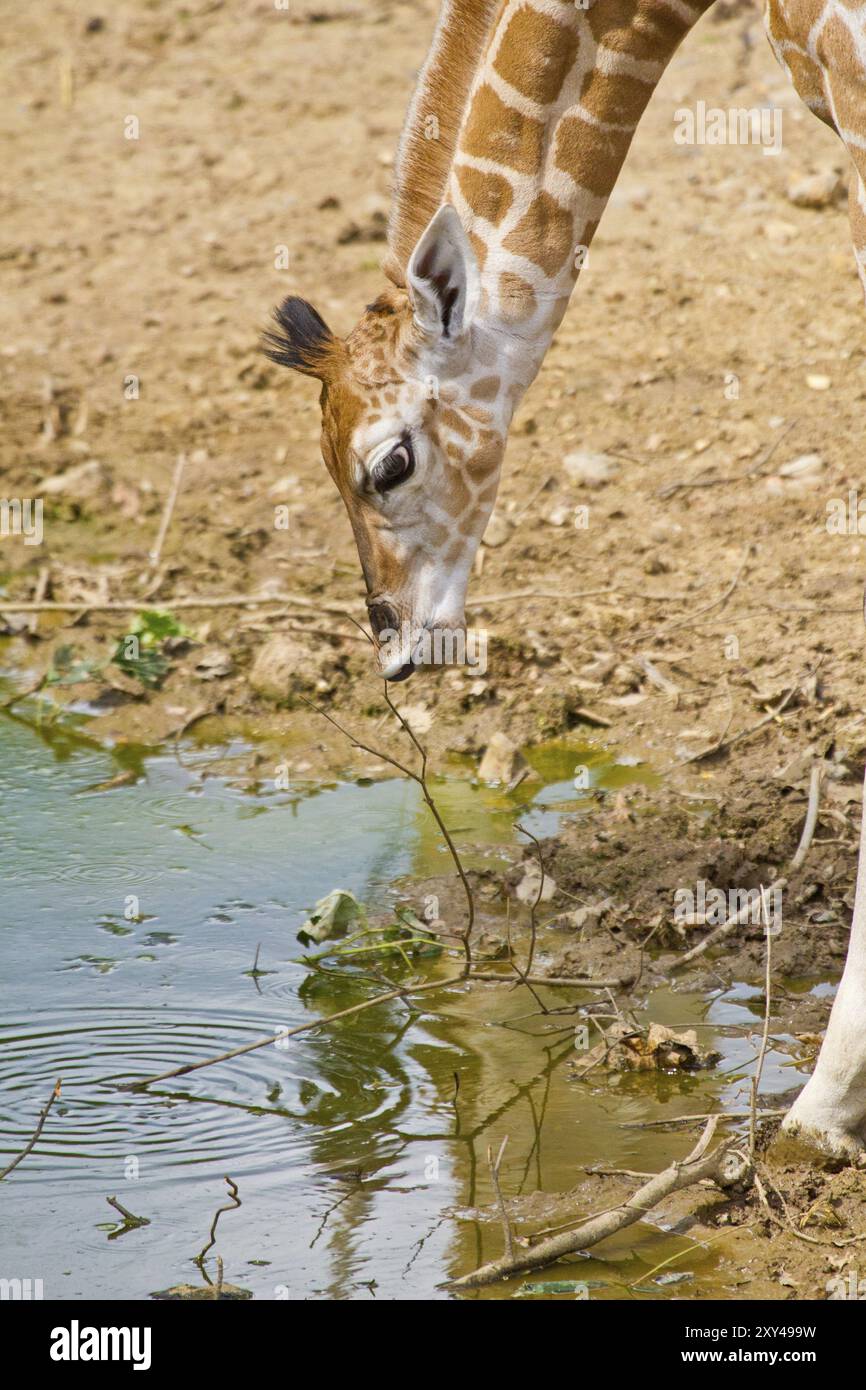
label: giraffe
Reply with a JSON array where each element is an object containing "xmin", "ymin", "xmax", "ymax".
[{"xmin": 265, "ymin": 0, "xmax": 866, "ymax": 1158}]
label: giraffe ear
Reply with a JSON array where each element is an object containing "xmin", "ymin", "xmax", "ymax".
[
  {"xmin": 262, "ymin": 296, "xmax": 340, "ymax": 380},
  {"xmin": 407, "ymin": 205, "xmax": 479, "ymax": 343}
]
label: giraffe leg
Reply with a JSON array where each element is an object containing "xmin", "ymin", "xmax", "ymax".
[
  {"xmin": 774, "ymin": 33, "xmax": 866, "ymax": 1157},
  {"xmin": 781, "ymin": 165, "xmax": 866, "ymax": 1158},
  {"xmin": 782, "ymin": 787, "xmax": 866, "ymax": 1161}
]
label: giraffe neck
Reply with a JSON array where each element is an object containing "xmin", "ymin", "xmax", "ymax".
[{"xmin": 448, "ymin": 0, "xmax": 712, "ymax": 403}]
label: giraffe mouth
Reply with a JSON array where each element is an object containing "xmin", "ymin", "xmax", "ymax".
[{"xmin": 384, "ymin": 660, "xmax": 415, "ymax": 683}]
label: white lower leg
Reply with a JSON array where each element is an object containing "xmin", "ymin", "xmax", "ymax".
[{"xmin": 782, "ymin": 770, "xmax": 866, "ymax": 1158}]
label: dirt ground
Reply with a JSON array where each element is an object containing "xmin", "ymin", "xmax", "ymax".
[{"xmin": 2, "ymin": 0, "xmax": 866, "ymax": 1297}]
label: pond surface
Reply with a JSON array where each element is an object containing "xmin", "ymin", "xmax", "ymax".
[{"xmin": 0, "ymin": 688, "xmax": 812, "ymax": 1300}]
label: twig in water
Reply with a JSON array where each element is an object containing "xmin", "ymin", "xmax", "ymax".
[
  {"xmin": 749, "ymin": 887, "xmax": 774, "ymax": 1158},
  {"xmin": 106, "ymin": 1195, "xmax": 151, "ymax": 1238},
  {"xmin": 195, "ymin": 1176, "xmax": 241, "ymax": 1268},
  {"xmin": 0, "ymin": 1079, "xmax": 61, "ymax": 1181},
  {"xmin": 125, "ymin": 970, "xmax": 623, "ymax": 1090},
  {"xmin": 1, "ymin": 675, "xmax": 47, "ymax": 712},
  {"xmin": 621, "ymin": 1108, "xmax": 785, "ymax": 1129},
  {"xmin": 449, "ymin": 1118, "xmax": 748, "ymax": 1290},
  {"xmin": 488, "ymin": 1137, "xmax": 516, "ymax": 1262},
  {"xmin": 790, "ymin": 763, "xmax": 822, "ymax": 872},
  {"xmin": 123, "ymin": 976, "xmax": 461, "ymax": 1088}
]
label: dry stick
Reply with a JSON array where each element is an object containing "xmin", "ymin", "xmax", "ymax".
[
  {"xmin": 125, "ymin": 972, "xmax": 619, "ymax": 1091},
  {"xmin": 106, "ymin": 1195, "xmax": 150, "ymax": 1230},
  {"xmin": 148, "ymin": 452, "xmax": 187, "ymax": 567},
  {"xmin": 790, "ymin": 763, "xmax": 823, "ymax": 872},
  {"xmin": 29, "ymin": 566, "xmax": 50, "ymax": 636},
  {"xmin": 449, "ymin": 1118, "xmax": 742, "ymax": 1290},
  {"xmin": 749, "ymin": 886, "xmax": 774, "ymax": 1158},
  {"xmin": 0, "ymin": 1079, "xmax": 61, "ymax": 1181},
  {"xmin": 467, "ymin": 587, "xmax": 616, "ymax": 607},
  {"xmin": 0, "ymin": 592, "xmax": 354, "ymax": 616},
  {"xmin": 488, "ymin": 1137, "xmax": 516, "ymax": 1262},
  {"xmin": 470, "ymin": 972, "xmax": 632, "ymax": 988},
  {"xmin": 516, "ymin": 824, "xmax": 544, "ymax": 981},
  {"xmin": 646, "ymin": 542, "xmax": 751, "ymax": 642},
  {"xmin": 670, "ymin": 878, "xmax": 786, "ymax": 971},
  {"xmin": 195, "ymin": 1176, "xmax": 240, "ymax": 1267},
  {"xmin": 621, "ymin": 1108, "xmax": 786, "ymax": 1129},
  {"xmin": 675, "ymin": 659, "xmax": 823, "ymax": 768},
  {"xmin": 658, "ymin": 421, "xmax": 798, "ymax": 500},
  {"xmin": 1, "ymin": 675, "xmax": 47, "ymax": 712},
  {"xmin": 125, "ymin": 977, "xmax": 459, "ymax": 1089}
]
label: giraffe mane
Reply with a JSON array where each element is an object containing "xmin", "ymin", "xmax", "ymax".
[{"xmin": 384, "ymin": 0, "xmax": 504, "ymax": 286}]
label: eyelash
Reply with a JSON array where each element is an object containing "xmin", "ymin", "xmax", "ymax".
[{"xmin": 372, "ymin": 439, "xmax": 414, "ymax": 494}]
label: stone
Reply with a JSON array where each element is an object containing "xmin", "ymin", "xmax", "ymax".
[
  {"xmin": 563, "ymin": 450, "xmax": 619, "ymax": 487},
  {"xmin": 515, "ymin": 863, "xmax": 557, "ymax": 904},
  {"xmin": 786, "ymin": 171, "xmax": 843, "ymax": 209},
  {"xmin": 478, "ymin": 732, "xmax": 526, "ymax": 784},
  {"xmin": 779, "ymin": 452, "xmax": 824, "ymax": 479},
  {"xmin": 248, "ymin": 635, "xmax": 327, "ymax": 701},
  {"xmin": 193, "ymin": 647, "xmax": 234, "ymax": 680},
  {"xmin": 38, "ymin": 459, "xmax": 109, "ymax": 498}
]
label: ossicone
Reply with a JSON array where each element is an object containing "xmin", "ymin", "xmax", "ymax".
[{"xmin": 262, "ymin": 296, "xmax": 341, "ymax": 380}]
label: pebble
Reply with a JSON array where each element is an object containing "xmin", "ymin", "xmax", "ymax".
[
  {"xmin": 563, "ymin": 450, "xmax": 620, "ymax": 488},
  {"xmin": 478, "ymin": 732, "xmax": 526, "ymax": 785},
  {"xmin": 786, "ymin": 171, "xmax": 842, "ymax": 209},
  {"xmin": 779, "ymin": 452, "xmax": 824, "ymax": 478}
]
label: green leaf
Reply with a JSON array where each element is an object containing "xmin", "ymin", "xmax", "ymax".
[{"xmin": 298, "ymin": 889, "xmax": 367, "ymax": 944}]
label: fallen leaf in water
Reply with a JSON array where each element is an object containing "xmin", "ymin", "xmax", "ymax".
[
  {"xmin": 572, "ymin": 1021, "xmax": 720, "ymax": 1076},
  {"xmin": 298, "ymin": 888, "xmax": 366, "ymax": 944}
]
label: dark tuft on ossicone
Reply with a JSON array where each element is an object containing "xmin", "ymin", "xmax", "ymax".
[{"xmin": 261, "ymin": 296, "xmax": 335, "ymax": 375}]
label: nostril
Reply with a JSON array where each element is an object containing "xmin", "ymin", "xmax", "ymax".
[{"xmin": 367, "ymin": 601, "xmax": 398, "ymax": 639}]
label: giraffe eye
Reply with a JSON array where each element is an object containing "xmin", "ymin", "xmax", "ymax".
[{"xmin": 372, "ymin": 440, "xmax": 414, "ymax": 494}]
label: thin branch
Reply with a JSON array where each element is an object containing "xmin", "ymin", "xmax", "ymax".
[
  {"xmin": 105, "ymin": 1195, "xmax": 151, "ymax": 1238},
  {"xmin": 148, "ymin": 452, "xmax": 187, "ymax": 567},
  {"xmin": 790, "ymin": 764, "xmax": 822, "ymax": 872},
  {"xmin": 195, "ymin": 1176, "xmax": 240, "ymax": 1267},
  {"xmin": 122, "ymin": 976, "xmax": 461, "ymax": 1089},
  {"xmin": 488, "ymin": 1137, "xmax": 515, "ymax": 1262},
  {"xmin": 0, "ymin": 1079, "xmax": 61, "ymax": 1181},
  {"xmin": 749, "ymin": 887, "xmax": 773, "ymax": 1158},
  {"xmin": 301, "ymin": 690, "xmax": 475, "ymax": 970},
  {"xmin": 670, "ymin": 878, "xmax": 786, "ymax": 971},
  {"xmin": 0, "ymin": 592, "xmax": 354, "ymax": 616},
  {"xmin": 516, "ymin": 823, "xmax": 544, "ymax": 981}
]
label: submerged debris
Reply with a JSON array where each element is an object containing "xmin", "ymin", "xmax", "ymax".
[{"xmin": 572, "ymin": 1021, "xmax": 721, "ymax": 1077}]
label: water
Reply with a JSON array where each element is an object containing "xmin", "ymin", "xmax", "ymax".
[{"xmin": 0, "ymin": 690, "xmax": 815, "ymax": 1300}]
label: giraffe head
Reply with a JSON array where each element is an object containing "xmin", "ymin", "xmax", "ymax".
[{"xmin": 265, "ymin": 207, "xmax": 508, "ymax": 680}]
